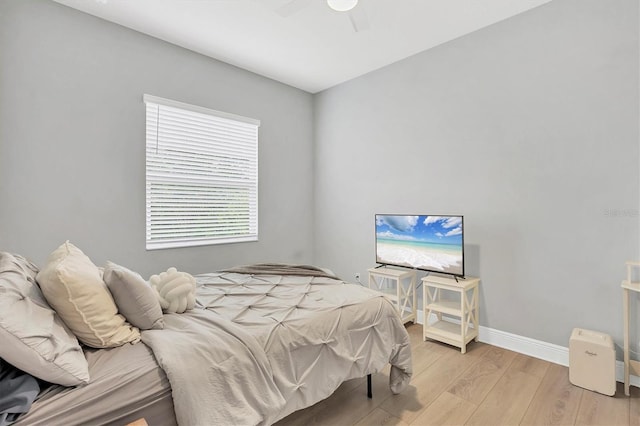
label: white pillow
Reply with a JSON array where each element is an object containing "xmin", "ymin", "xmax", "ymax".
[
  {"xmin": 36, "ymin": 241, "xmax": 140, "ymax": 348},
  {"xmin": 0, "ymin": 252, "xmax": 90, "ymax": 386},
  {"xmin": 149, "ymin": 267, "xmax": 196, "ymax": 314}
]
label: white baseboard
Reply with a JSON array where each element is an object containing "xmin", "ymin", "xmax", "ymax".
[
  {"xmin": 415, "ymin": 311, "xmax": 640, "ymax": 388},
  {"xmin": 478, "ymin": 326, "xmax": 569, "ymax": 366}
]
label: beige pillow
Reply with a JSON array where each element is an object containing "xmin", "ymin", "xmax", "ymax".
[
  {"xmin": 103, "ymin": 261, "xmax": 164, "ymax": 330},
  {"xmin": 0, "ymin": 252, "xmax": 90, "ymax": 386},
  {"xmin": 36, "ymin": 241, "xmax": 140, "ymax": 348}
]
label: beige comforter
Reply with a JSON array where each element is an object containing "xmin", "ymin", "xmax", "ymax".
[{"xmin": 142, "ymin": 267, "xmax": 412, "ymax": 425}]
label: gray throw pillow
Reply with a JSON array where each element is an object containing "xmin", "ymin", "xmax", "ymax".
[
  {"xmin": 103, "ymin": 262, "xmax": 164, "ymax": 330},
  {"xmin": 0, "ymin": 252, "xmax": 90, "ymax": 386}
]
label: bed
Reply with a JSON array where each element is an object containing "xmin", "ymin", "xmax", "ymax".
[{"xmin": 1, "ymin": 246, "xmax": 412, "ymax": 426}]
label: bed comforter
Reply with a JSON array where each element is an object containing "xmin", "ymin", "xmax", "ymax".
[{"xmin": 142, "ymin": 265, "xmax": 412, "ymax": 425}]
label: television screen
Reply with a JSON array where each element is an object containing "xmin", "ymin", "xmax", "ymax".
[{"xmin": 375, "ymin": 214, "xmax": 464, "ymax": 277}]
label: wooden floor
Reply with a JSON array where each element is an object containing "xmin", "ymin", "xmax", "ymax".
[{"xmin": 275, "ymin": 324, "xmax": 640, "ymax": 426}]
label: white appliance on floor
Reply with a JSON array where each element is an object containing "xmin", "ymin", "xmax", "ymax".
[{"xmin": 569, "ymin": 328, "xmax": 616, "ymax": 396}]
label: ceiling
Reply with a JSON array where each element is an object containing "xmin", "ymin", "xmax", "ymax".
[{"xmin": 53, "ymin": 0, "xmax": 553, "ymax": 93}]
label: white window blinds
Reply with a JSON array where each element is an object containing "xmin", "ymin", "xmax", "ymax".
[{"xmin": 144, "ymin": 94, "xmax": 260, "ymax": 250}]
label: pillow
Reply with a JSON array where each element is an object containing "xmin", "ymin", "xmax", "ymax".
[
  {"xmin": 103, "ymin": 261, "xmax": 164, "ymax": 330},
  {"xmin": 149, "ymin": 267, "xmax": 196, "ymax": 314},
  {"xmin": 0, "ymin": 251, "xmax": 89, "ymax": 386},
  {"xmin": 36, "ymin": 241, "xmax": 140, "ymax": 348}
]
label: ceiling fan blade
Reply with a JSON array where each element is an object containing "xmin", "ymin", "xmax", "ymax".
[
  {"xmin": 276, "ymin": 0, "xmax": 313, "ymax": 17},
  {"xmin": 348, "ymin": 5, "xmax": 370, "ymax": 32}
]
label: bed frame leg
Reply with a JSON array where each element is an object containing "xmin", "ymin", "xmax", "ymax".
[{"xmin": 367, "ymin": 374, "xmax": 372, "ymax": 399}]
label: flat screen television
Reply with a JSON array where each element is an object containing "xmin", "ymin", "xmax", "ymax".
[{"xmin": 375, "ymin": 214, "xmax": 465, "ymax": 277}]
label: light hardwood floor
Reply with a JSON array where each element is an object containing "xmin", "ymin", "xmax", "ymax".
[{"xmin": 275, "ymin": 324, "xmax": 640, "ymax": 426}]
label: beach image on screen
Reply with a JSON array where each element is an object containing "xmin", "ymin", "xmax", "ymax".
[{"xmin": 376, "ymin": 215, "xmax": 463, "ymax": 275}]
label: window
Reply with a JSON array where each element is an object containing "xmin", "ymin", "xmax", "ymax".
[{"xmin": 144, "ymin": 95, "xmax": 259, "ymax": 250}]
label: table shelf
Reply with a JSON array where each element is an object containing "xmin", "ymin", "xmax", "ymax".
[
  {"xmin": 424, "ymin": 320, "xmax": 478, "ymax": 349},
  {"xmin": 425, "ymin": 300, "xmax": 461, "ymax": 316}
]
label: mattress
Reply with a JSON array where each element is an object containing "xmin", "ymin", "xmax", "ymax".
[{"xmin": 14, "ymin": 340, "xmax": 176, "ymax": 426}]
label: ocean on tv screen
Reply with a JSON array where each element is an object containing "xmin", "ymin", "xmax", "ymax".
[{"xmin": 375, "ymin": 215, "xmax": 463, "ymax": 275}]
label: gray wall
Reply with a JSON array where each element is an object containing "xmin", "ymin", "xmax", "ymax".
[
  {"xmin": 0, "ymin": 0, "xmax": 315, "ymax": 277},
  {"xmin": 314, "ymin": 0, "xmax": 639, "ymax": 348}
]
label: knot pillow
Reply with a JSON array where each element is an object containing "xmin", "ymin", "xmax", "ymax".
[{"xmin": 149, "ymin": 267, "xmax": 196, "ymax": 314}]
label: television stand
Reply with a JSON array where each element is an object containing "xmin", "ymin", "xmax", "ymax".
[
  {"xmin": 422, "ymin": 274, "xmax": 480, "ymax": 353},
  {"xmin": 367, "ymin": 267, "xmax": 417, "ymax": 324}
]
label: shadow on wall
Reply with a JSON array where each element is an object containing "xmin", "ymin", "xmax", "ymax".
[
  {"xmin": 464, "ymin": 244, "xmax": 485, "ymax": 327},
  {"xmin": 464, "ymin": 244, "xmax": 480, "ymax": 278}
]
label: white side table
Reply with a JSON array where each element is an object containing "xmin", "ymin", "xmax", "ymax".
[
  {"xmin": 422, "ymin": 275, "xmax": 480, "ymax": 354},
  {"xmin": 368, "ymin": 267, "xmax": 417, "ymax": 324},
  {"xmin": 622, "ymin": 261, "xmax": 640, "ymax": 396}
]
